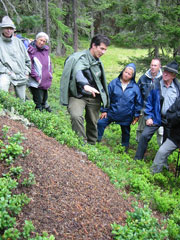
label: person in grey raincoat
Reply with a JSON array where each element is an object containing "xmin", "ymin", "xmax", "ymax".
[{"xmin": 0, "ymin": 16, "xmax": 31, "ymax": 100}]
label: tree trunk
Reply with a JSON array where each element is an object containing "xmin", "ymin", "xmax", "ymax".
[
  {"xmin": 156, "ymin": 0, "xmax": 161, "ymax": 6},
  {"xmin": 90, "ymin": 12, "xmax": 94, "ymax": 39},
  {"xmin": 72, "ymin": 0, "xmax": 78, "ymax": 52},
  {"xmin": 153, "ymin": 0, "xmax": 160, "ymax": 58},
  {"xmin": 45, "ymin": 0, "xmax": 51, "ymax": 52},
  {"xmin": 33, "ymin": 0, "xmax": 43, "ymax": 33},
  {"xmin": 154, "ymin": 45, "xmax": 159, "ymax": 58},
  {"xmin": 173, "ymin": 46, "xmax": 180, "ymax": 57},
  {"xmin": 178, "ymin": 46, "xmax": 180, "ymax": 55},
  {"xmin": 56, "ymin": 0, "xmax": 65, "ymax": 56}
]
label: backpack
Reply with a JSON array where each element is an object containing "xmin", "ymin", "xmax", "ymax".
[{"xmin": 16, "ymin": 34, "xmax": 30, "ymax": 49}]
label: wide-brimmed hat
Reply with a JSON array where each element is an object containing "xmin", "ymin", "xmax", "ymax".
[
  {"xmin": 0, "ymin": 16, "xmax": 16, "ymax": 29},
  {"xmin": 163, "ymin": 60, "xmax": 179, "ymax": 74}
]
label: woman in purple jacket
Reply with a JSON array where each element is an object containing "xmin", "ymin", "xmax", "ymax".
[{"xmin": 28, "ymin": 32, "xmax": 52, "ymax": 112}]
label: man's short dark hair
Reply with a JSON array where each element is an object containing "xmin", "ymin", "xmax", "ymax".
[{"xmin": 90, "ymin": 34, "xmax": 110, "ymax": 48}]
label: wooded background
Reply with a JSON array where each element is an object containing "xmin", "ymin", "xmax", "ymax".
[{"xmin": 0, "ymin": 0, "xmax": 180, "ymax": 60}]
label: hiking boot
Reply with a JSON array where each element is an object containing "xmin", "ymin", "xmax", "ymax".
[
  {"xmin": 125, "ymin": 146, "xmax": 129, "ymax": 153},
  {"xmin": 45, "ymin": 106, "xmax": 52, "ymax": 112}
]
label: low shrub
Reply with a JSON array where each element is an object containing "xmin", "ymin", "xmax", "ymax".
[{"xmin": 111, "ymin": 204, "xmax": 168, "ymax": 240}]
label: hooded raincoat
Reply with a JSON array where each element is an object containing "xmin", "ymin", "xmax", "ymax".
[
  {"xmin": 0, "ymin": 34, "xmax": 31, "ymax": 86},
  {"xmin": 101, "ymin": 63, "xmax": 143, "ymax": 125}
]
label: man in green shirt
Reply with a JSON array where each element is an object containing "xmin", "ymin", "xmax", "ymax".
[{"xmin": 60, "ymin": 34, "xmax": 110, "ymax": 144}]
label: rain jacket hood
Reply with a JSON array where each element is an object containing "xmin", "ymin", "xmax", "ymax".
[{"xmin": 118, "ymin": 63, "xmax": 136, "ymax": 82}]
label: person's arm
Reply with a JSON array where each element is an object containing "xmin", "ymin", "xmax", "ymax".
[
  {"xmin": 23, "ymin": 48, "xmax": 31, "ymax": 76},
  {"xmin": 76, "ymin": 70, "xmax": 99, "ymax": 97},
  {"xmin": 0, "ymin": 60, "xmax": 9, "ymax": 74},
  {"xmin": 166, "ymin": 98, "xmax": 180, "ymax": 126},
  {"xmin": 76, "ymin": 70, "xmax": 89, "ymax": 86},
  {"xmin": 144, "ymin": 90, "xmax": 155, "ymax": 125},
  {"xmin": 29, "ymin": 56, "xmax": 41, "ymax": 83},
  {"xmin": 0, "ymin": 60, "xmax": 17, "ymax": 79},
  {"xmin": 17, "ymin": 39, "xmax": 31, "ymax": 76},
  {"xmin": 137, "ymin": 76, "xmax": 142, "ymax": 88},
  {"xmin": 132, "ymin": 86, "xmax": 143, "ymax": 124},
  {"xmin": 49, "ymin": 57, "xmax": 53, "ymax": 77},
  {"xmin": 134, "ymin": 86, "xmax": 143, "ymax": 117},
  {"xmin": 99, "ymin": 81, "xmax": 113, "ymax": 118}
]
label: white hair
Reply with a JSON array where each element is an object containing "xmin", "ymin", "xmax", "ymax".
[
  {"xmin": 125, "ymin": 66, "xmax": 134, "ymax": 75},
  {"xmin": 36, "ymin": 32, "xmax": 49, "ymax": 43}
]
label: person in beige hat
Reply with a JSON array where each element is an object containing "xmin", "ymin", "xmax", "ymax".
[{"xmin": 0, "ymin": 16, "xmax": 31, "ymax": 100}]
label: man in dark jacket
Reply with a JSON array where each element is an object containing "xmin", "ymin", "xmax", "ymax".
[
  {"xmin": 151, "ymin": 97, "xmax": 180, "ymax": 174},
  {"xmin": 136, "ymin": 59, "xmax": 163, "ymax": 145},
  {"xmin": 60, "ymin": 34, "xmax": 110, "ymax": 144},
  {"xmin": 135, "ymin": 61, "xmax": 180, "ymax": 160}
]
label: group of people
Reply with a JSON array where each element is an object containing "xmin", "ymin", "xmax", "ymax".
[
  {"xmin": 0, "ymin": 16, "xmax": 179, "ymax": 175},
  {"xmin": 0, "ymin": 16, "xmax": 52, "ymax": 112},
  {"xmin": 60, "ymin": 35, "xmax": 180, "ymax": 175}
]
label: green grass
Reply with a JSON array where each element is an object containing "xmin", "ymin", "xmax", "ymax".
[{"xmin": 101, "ymin": 46, "xmax": 148, "ymax": 82}]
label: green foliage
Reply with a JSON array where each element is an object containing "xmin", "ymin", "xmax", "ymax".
[
  {"xmin": 48, "ymin": 2, "xmax": 72, "ymax": 52},
  {"xmin": 29, "ymin": 231, "xmax": 55, "ymax": 240},
  {"xmin": 1, "ymin": 0, "xmax": 179, "ymax": 57},
  {"xmin": 15, "ymin": 15, "xmax": 42, "ymax": 32},
  {"xmin": 152, "ymin": 189, "xmax": 177, "ymax": 213},
  {"xmin": 0, "ymin": 176, "xmax": 27, "ymax": 231},
  {"xmin": 167, "ymin": 207, "xmax": 180, "ymax": 240},
  {"xmin": 2, "ymin": 227, "xmax": 21, "ymax": 240},
  {"xmin": 0, "ymin": 125, "xmax": 54, "ymax": 240},
  {"xmin": 111, "ymin": 204, "xmax": 168, "ymax": 240},
  {"xmin": 167, "ymin": 219, "xmax": 180, "ymax": 240},
  {"xmin": 110, "ymin": 0, "xmax": 180, "ymax": 58},
  {"xmin": 2, "ymin": 125, "xmax": 10, "ymax": 139},
  {"xmin": 22, "ymin": 220, "xmax": 35, "ymax": 239},
  {"xmin": 0, "ymin": 126, "xmax": 25, "ymax": 165},
  {"xmin": 22, "ymin": 172, "xmax": 36, "ymax": 187},
  {"xmin": 9, "ymin": 166, "xmax": 23, "ymax": 179},
  {"xmin": 49, "ymin": 3, "xmax": 71, "ymax": 35}
]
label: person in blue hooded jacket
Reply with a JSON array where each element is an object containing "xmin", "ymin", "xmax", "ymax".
[{"xmin": 97, "ymin": 63, "xmax": 143, "ymax": 151}]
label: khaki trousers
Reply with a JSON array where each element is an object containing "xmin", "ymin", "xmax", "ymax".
[{"xmin": 68, "ymin": 96, "xmax": 101, "ymax": 144}]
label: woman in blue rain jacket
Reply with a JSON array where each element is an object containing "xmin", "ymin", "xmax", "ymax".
[{"xmin": 97, "ymin": 63, "xmax": 143, "ymax": 150}]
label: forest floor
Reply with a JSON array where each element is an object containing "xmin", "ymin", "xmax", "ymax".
[{"xmin": 0, "ymin": 114, "xmax": 154, "ymax": 240}]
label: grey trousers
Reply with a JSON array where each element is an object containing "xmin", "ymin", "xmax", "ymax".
[
  {"xmin": 136, "ymin": 113, "xmax": 163, "ymax": 146},
  {"xmin": 0, "ymin": 74, "xmax": 26, "ymax": 101},
  {"xmin": 135, "ymin": 125, "xmax": 159, "ymax": 160},
  {"xmin": 151, "ymin": 138, "xmax": 177, "ymax": 174},
  {"xmin": 68, "ymin": 96, "xmax": 101, "ymax": 144}
]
